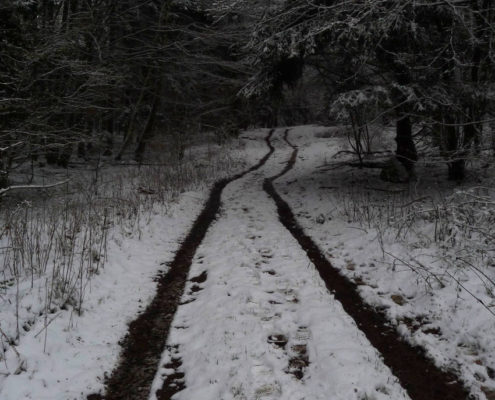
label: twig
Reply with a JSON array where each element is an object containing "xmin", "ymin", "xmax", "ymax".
[
  {"xmin": 442, "ymin": 269, "xmax": 495, "ymax": 318},
  {"xmin": 456, "ymin": 258, "xmax": 495, "ymax": 288},
  {"xmin": 364, "ymin": 186, "xmax": 407, "ymax": 193},
  {"xmin": 384, "ymin": 251, "xmax": 436, "ymax": 290},
  {"xmin": 347, "ymin": 161, "xmax": 387, "ymax": 169},
  {"xmin": 400, "ymin": 196, "xmax": 432, "ymax": 208},
  {"xmin": 0, "ymin": 142, "xmax": 23, "ymax": 152},
  {"xmin": 317, "ymin": 161, "xmax": 348, "ymax": 170},
  {"xmin": 332, "ymin": 149, "xmax": 392, "ymax": 158},
  {"xmin": 34, "ymin": 312, "xmax": 62, "ymax": 339},
  {"xmin": 410, "ymin": 257, "xmax": 446, "ymax": 289},
  {"xmin": 346, "ymin": 226, "xmax": 368, "ymax": 233},
  {"xmin": 0, "ymin": 326, "xmax": 20, "ymax": 358},
  {"xmin": 0, "ymin": 180, "xmax": 70, "ymax": 197}
]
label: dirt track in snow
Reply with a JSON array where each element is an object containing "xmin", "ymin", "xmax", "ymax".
[
  {"xmin": 264, "ymin": 131, "xmax": 468, "ymax": 400},
  {"xmin": 87, "ymin": 130, "xmax": 275, "ymax": 400},
  {"xmin": 89, "ymin": 129, "xmax": 468, "ymax": 400}
]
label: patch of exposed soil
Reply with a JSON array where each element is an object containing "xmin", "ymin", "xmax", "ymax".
[
  {"xmin": 287, "ymin": 344, "xmax": 309, "ymax": 380},
  {"xmin": 263, "ymin": 129, "xmax": 469, "ymax": 400},
  {"xmin": 267, "ymin": 334, "xmax": 288, "ymax": 349},
  {"xmin": 87, "ymin": 130, "xmax": 275, "ymax": 400},
  {"xmin": 189, "ymin": 284, "xmax": 203, "ymax": 293},
  {"xmin": 155, "ymin": 348, "xmax": 185, "ymax": 400},
  {"xmin": 190, "ymin": 271, "xmax": 207, "ymax": 283}
]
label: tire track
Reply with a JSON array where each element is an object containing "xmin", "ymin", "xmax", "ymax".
[
  {"xmin": 263, "ymin": 129, "xmax": 469, "ymax": 400},
  {"xmin": 87, "ymin": 129, "xmax": 275, "ymax": 400}
]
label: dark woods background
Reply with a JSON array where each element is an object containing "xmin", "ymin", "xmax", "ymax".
[
  {"xmin": 1, "ymin": 0, "xmax": 494, "ymax": 186},
  {"xmin": 0, "ymin": 0, "xmax": 259, "ymax": 184}
]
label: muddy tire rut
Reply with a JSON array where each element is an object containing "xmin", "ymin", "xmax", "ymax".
[
  {"xmin": 87, "ymin": 130, "xmax": 274, "ymax": 400},
  {"xmin": 90, "ymin": 128, "xmax": 469, "ymax": 400}
]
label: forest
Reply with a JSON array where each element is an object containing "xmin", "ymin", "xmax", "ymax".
[
  {"xmin": 2, "ymin": 0, "xmax": 493, "ymax": 184},
  {"xmin": 1, "ymin": 1, "xmax": 495, "ymax": 400}
]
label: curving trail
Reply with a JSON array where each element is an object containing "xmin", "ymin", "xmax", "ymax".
[
  {"xmin": 154, "ymin": 129, "xmax": 405, "ymax": 400},
  {"xmin": 88, "ymin": 130, "xmax": 274, "ymax": 400},
  {"xmin": 90, "ymin": 128, "xmax": 468, "ymax": 400}
]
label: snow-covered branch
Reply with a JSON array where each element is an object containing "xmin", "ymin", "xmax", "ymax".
[{"xmin": 0, "ymin": 180, "xmax": 70, "ymax": 197}]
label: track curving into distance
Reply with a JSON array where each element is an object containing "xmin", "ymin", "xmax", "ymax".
[
  {"xmin": 89, "ymin": 128, "xmax": 469, "ymax": 400},
  {"xmin": 263, "ymin": 129, "xmax": 469, "ymax": 400}
]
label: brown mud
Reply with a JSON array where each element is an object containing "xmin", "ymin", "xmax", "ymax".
[
  {"xmin": 263, "ymin": 129, "xmax": 469, "ymax": 400},
  {"xmin": 88, "ymin": 129, "xmax": 275, "ymax": 400}
]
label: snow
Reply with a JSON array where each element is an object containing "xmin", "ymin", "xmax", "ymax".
[
  {"xmin": 278, "ymin": 125, "xmax": 495, "ymax": 400},
  {"xmin": 0, "ymin": 125, "xmax": 494, "ymax": 399},
  {"xmin": 0, "ymin": 193, "xmax": 208, "ymax": 400},
  {"xmin": 0, "ymin": 137, "xmax": 253, "ymax": 400},
  {"xmin": 149, "ymin": 129, "xmax": 409, "ymax": 400}
]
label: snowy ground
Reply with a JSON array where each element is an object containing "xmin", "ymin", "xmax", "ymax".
[
  {"xmin": 150, "ymin": 129, "xmax": 409, "ymax": 400},
  {"xmin": 0, "ymin": 194, "xmax": 206, "ymax": 400},
  {"xmin": 1, "ymin": 125, "xmax": 493, "ymax": 399},
  {"xmin": 0, "ymin": 134, "xmax": 260, "ymax": 400},
  {"xmin": 279, "ymin": 125, "xmax": 495, "ymax": 400}
]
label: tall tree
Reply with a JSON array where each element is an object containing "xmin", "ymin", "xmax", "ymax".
[{"xmin": 245, "ymin": 0, "xmax": 495, "ymax": 180}]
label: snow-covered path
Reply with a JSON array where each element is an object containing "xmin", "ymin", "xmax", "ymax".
[{"xmin": 150, "ymin": 130, "xmax": 409, "ymax": 400}]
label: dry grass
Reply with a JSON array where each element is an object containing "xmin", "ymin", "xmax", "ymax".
[{"xmin": 0, "ymin": 135, "xmax": 243, "ymax": 354}]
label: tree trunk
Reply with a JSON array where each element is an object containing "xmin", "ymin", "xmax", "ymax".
[
  {"xmin": 134, "ymin": 94, "xmax": 160, "ymax": 163},
  {"xmin": 395, "ymin": 115, "xmax": 417, "ymax": 179},
  {"xmin": 114, "ymin": 74, "xmax": 150, "ymax": 161},
  {"xmin": 448, "ymin": 159, "xmax": 465, "ymax": 181},
  {"xmin": 491, "ymin": 118, "xmax": 495, "ymax": 156},
  {"xmin": 443, "ymin": 121, "xmax": 465, "ymax": 181}
]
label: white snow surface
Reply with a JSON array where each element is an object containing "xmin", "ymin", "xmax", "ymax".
[
  {"xmin": 150, "ymin": 129, "xmax": 409, "ymax": 400},
  {"xmin": 278, "ymin": 125, "xmax": 495, "ymax": 400},
  {"xmin": 0, "ymin": 192, "xmax": 208, "ymax": 400},
  {"xmin": 0, "ymin": 133, "xmax": 261, "ymax": 400},
  {"xmin": 2, "ymin": 125, "xmax": 494, "ymax": 399}
]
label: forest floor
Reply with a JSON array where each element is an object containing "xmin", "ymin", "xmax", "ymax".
[{"xmin": 1, "ymin": 126, "xmax": 494, "ymax": 400}]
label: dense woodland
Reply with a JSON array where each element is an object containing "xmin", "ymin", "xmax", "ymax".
[
  {"xmin": 1, "ymin": 3, "xmax": 495, "ymax": 398},
  {"xmin": 2, "ymin": 0, "xmax": 495, "ymax": 187}
]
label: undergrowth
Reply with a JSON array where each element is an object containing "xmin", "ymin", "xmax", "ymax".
[
  {"xmin": 0, "ymin": 136, "xmax": 242, "ymax": 360},
  {"xmin": 339, "ymin": 177, "xmax": 495, "ymax": 314}
]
